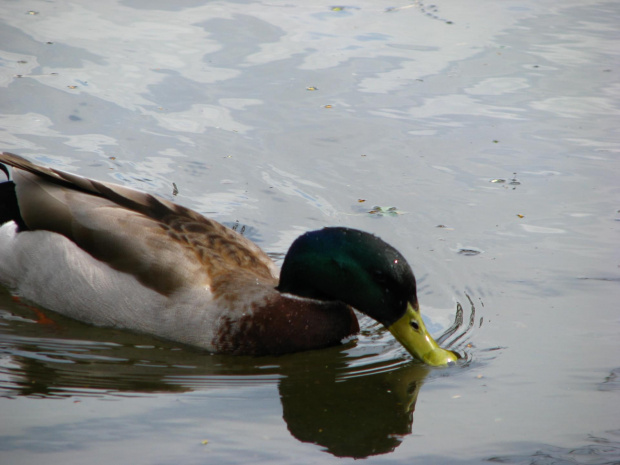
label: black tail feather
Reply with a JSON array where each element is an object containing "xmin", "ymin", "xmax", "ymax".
[
  {"xmin": 0, "ymin": 162, "xmax": 10, "ymax": 181},
  {"xmin": 0, "ymin": 164, "xmax": 28, "ymax": 230}
]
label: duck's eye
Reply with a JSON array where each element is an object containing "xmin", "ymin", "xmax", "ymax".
[
  {"xmin": 410, "ymin": 320, "xmax": 420, "ymax": 331},
  {"xmin": 372, "ymin": 270, "xmax": 387, "ymax": 284}
]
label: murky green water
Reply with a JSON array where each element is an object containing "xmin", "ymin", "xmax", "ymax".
[{"xmin": 1, "ymin": 1, "xmax": 619, "ymax": 464}]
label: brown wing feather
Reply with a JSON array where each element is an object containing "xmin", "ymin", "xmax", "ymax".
[{"xmin": 0, "ymin": 152, "xmax": 278, "ymax": 295}]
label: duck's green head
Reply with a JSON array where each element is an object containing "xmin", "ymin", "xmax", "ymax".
[{"xmin": 278, "ymin": 227, "xmax": 459, "ymax": 367}]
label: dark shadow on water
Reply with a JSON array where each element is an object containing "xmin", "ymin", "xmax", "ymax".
[{"xmin": 279, "ymin": 359, "xmax": 428, "ymax": 458}]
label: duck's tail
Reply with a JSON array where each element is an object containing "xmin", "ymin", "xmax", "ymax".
[{"xmin": 0, "ymin": 161, "xmax": 27, "ymax": 230}]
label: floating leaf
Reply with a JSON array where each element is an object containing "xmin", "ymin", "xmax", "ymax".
[{"xmin": 368, "ymin": 206, "xmax": 403, "ymax": 216}]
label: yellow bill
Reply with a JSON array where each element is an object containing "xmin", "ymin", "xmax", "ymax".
[{"xmin": 388, "ymin": 302, "xmax": 459, "ymax": 366}]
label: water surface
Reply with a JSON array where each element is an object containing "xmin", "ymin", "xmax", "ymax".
[{"xmin": 0, "ymin": 1, "xmax": 619, "ymax": 463}]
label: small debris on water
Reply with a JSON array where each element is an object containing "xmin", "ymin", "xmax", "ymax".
[
  {"xmin": 491, "ymin": 173, "xmax": 520, "ymax": 189},
  {"xmin": 368, "ymin": 206, "xmax": 403, "ymax": 216},
  {"xmin": 457, "ymin": 247, "xmax": 483, "ymax": 256},
  {"xmin": 231, "ymin": 221, "xmax": 246, "ymax": 235},
  {"xmin": 306, "ymin": 86, "xmax": 318, "ymax": 91},
  {"xmin": 386, "ymin": 5, "xmax": 415, "ymax": 12},
  {"xmin": 328, "ymin": 5, "xmax": 359, "ymax": 12},
  {"xmin": 508, "ymin": 173, "xmax": 521, "ymax": 186}
]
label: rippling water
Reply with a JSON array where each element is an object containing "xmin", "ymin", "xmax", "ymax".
[
  {"xmin": 0, "ymin": 288, "xmax": 482, "ymax": 399},
  {"xmin": 0, "ymin": 287, "xmax": 484, "ymax": 459},
  {"xmin": 1, "ymin": 0, "xmax": 619, "ymax": 464}
]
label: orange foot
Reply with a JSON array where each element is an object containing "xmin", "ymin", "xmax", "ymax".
[{"xmin": 11, "ymin": 296, "xmax": 56, "ymax": 326}]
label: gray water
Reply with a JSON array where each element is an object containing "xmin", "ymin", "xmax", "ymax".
[{"xmin": 0, "ymin": 1, "xmax": 619, "ymax": 464}]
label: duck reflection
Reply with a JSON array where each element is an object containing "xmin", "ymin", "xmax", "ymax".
[
  {"xmin": 279, "ymin": 359, "xmax": 428, "ymax": 458},
  {"xmin": 1, "ymin": 295, "xmax": 432, "ymax": 458}
]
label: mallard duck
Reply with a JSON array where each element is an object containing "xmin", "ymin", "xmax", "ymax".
[{"xmin": 0, "ymin": 152, "xmax": 458, "ymax": 366}]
